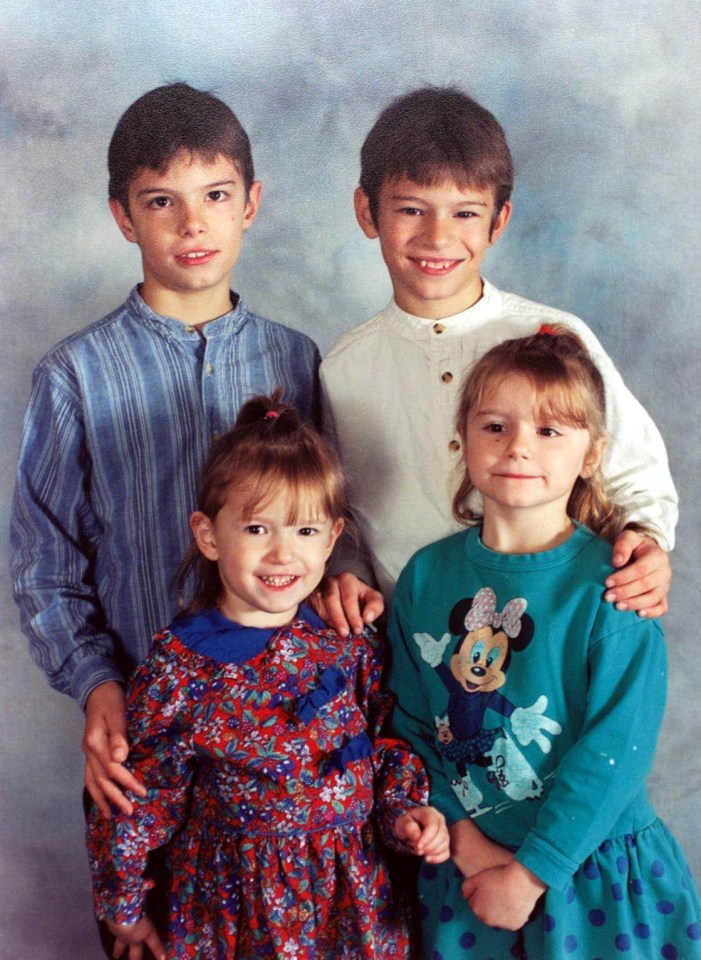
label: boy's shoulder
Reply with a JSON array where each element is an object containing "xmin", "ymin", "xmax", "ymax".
[
  {"xmin": 242, "ymin": 305, "xmax": 319, "ymax": 353},
  {"xmin": 322, "ymin": 299, "xmax": 396, "ymax": 364}
]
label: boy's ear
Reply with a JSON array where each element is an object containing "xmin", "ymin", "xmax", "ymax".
[
  {"xmin": 190, "ymin": 511, "xmax": 219, "ymax": 561},
  {"xmin": 354, "ymin": 187, "xmax": 379, "ymax": 239},
  {"xmin": 242, "ymin": 181, "xmax": 262, "ymax": 231},
  {"xmin": 109, "ymin": 198, "xmax": 138, "ymax": 244},
  {"xmin": 489, "ymin": 200, "xmax": 512, "ymax": 244},
  {"xmin": 581, "ymin": 436, "xmax": 608, "ymax": 479}
]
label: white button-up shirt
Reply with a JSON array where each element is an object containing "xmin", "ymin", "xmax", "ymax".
[{"xmin": 321, "ymin": 280, "xmax": 677, "ymax": 598}]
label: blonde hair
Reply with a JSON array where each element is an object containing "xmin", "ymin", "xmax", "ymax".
[
  {"xmin": 178, "ymin": 391, "xmax": 350, "ymax": 613},
  {"xmin": 452, "ymin": 326, "xmax": 626, "ymax": 542}
]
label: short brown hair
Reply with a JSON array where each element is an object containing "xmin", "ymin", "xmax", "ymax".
[
  {"xmin": 108, "ymin": 83, "xmax": 255, "ymax": 212},
  {"xmin": 359, "ymin": 86, "xmax": 514, "ymax": 226}
]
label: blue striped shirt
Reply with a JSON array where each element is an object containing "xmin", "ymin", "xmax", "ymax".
[{"xmin": 10, "ymin": 287, "xmax": 321, "ymax": 708}]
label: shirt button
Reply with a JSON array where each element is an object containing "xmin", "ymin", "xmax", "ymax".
[
  {"xmin": 433, "ymin": 322, "xmax": 445, "ymax": 334},
  {"xmin": 185, "ymin": 325, "xmax": 196, "ymax": 334},
  {"xmin": 448, "ymin": 439, "xmax": 461, "ymax": 452},
  {"xmin": 441, "ymin": 371, "xmax": 454, "ymax": 383},
  {"xmin": 205, "ymin": 362, "xmax": 214, "ymax": 375}
]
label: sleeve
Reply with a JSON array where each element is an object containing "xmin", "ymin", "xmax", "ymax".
[
  {"xmin": 570, "ymin": 321, "xmax": 677, "ymax": 549},
  {"xmin": 386, "ymin": 569, "xmax": 469, "ymax": 827},
  {"xmin": 354, "ymin": 627, "xmax": 431, "ymax": 851},
  {"xmin": 10, "ymin": 361, "xmax": 123, "ymax": 707},
  {"xmin": 516, "ymin": 616, "xmax": 667, "ymax": 890},
  {"xmin": 86, "ymin": 644, "xmax": 197, "ymax": 924}
]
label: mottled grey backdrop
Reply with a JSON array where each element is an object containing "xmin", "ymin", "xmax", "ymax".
[{"xmin": 1, "ymin": 1, "xmax": 699, "ymax": 956}]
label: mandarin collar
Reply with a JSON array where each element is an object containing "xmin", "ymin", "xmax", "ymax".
[
  {"xmin": 385, "ymin": 278, "xmax": 498, "ymax": 341},
  {"xmin": 126, "ymin": 286, "xmax": 248, "ymax": 341}
]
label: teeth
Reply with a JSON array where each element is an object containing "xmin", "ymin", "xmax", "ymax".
[
  {"xmin": 419, "ymin": 260, "xmax": 453, "ymax": 269},
  {"xmin": 182, "ymin": 251, "xmax": 209, "ymax": 259},
  {"xmin": 261, "ymin": 575, "xmax": 296, "ymax": 586}
]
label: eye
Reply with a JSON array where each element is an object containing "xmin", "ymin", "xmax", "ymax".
[
  {"xmin": 245, "ymin": 524, "xmax": 266, "ymax": 535},
  {"xmin": 207, "ymin": 189, "xmax": 229, "ymax": 202},
  {"xmin": 470, "ymin": 640, "xmax": 485, "ymax": 663},
  {"xmin": 399, "ymin": 206, "xmax": 423, "ymax": 216},
  {"xmin": 484, "ymin": 422, "xmax": 506, "ymax": 434},
  {"xmin": 147, "ymin": 195, "xmax": 172, "ymax": 209},
  {"xmin": 455, "ymin": 210, "xmax": 478, "ymax": 218},
  {"xmin": 485, "ymin": 646, "xmax": 502, "ymax": 667},
  {"xmin": 538, "ymin": 427, "xmax": 561, "ymax": 438},
  {"xmin": 297, "ymin": 526, "xmax": 319, "ymax": 537}
]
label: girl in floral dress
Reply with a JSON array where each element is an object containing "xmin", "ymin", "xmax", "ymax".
[{"xmin": 86, "ymin": 393, "xmax": 449, "ymax": 960}]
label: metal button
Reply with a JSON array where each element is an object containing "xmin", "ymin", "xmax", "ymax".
[
  {"xmin": 441, "ymin": 371, "xmax": 453, "ymax": 383},
  {"xmin": 433, "ymin": 322, "xmax": 445, "ymax": 334},
  {"xmin": 205, "ymin": 362, "xmax": 214, "ymax": 375},
  {"xmin": 448, "ymin": 439, "xmax": 461, "ymax": 452}
]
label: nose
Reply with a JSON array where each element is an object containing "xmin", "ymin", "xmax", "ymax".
[
  {"xmin": 422, "ymin": 212, "xmax": 453, "ymax": 248},
  {"xmin": 506, "ymin": 426, "xmax": 532, "ymax": 458},
  {"xmin": 266, "ymin": 533, "xmax": 294, "ymax": 564},
  {"xmin": 178, "ymin": 201, "xmax": 206, "ymax": 237}
]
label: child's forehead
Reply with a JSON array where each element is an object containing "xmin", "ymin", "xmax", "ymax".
[
  {"xmin": 476, "ymin": 372, "xmax": 586, "ymax": 424},
  {"xmin": 227, "ymin": 481, "xmax": 329, "ymax": 519},
  {"xmin": 129, "ymin": 150, "xmax": 242, "ymax": 187},
  {"xmin": 381, "ymin": 172, "xmax": 497, "ymax": 202}
]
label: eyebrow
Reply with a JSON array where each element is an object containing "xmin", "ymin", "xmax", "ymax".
[
  {"xmin": 135, "ymin": 179, "xmax": 239, "ymax": 197},
  {"xmin": 388, "ymin": 193, "xmax": 489, "ymax": 207}
]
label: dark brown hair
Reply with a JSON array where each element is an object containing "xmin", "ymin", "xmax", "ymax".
[
  {"xmin": 452, "ymin": 326, "xmax": 627, "ymax": 542},
  {"xmin": 359, "ymin": 86, "xmax": 514, "ymax": 227},
  {"xmin": 108, "ymin": 83, "xmax": 255, "ymax": 212},
  {"xmin": 179, "ymin": 391, "xmax": 349, "ymax": 613}
]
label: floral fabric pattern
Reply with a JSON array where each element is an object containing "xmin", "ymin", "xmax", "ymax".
[{"xmin": 87, "ymin": 619, "xmax": 428, "ymax": 959}]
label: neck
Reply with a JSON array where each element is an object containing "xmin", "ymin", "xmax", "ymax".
[
  {"xmin": 394, "ymin": 277, "xmax": 484, "ymax": 320},
  {"xmin": 480, "ymin": 507, "xmax": 575, "ymax": 555},
  {"xmin": 140, "ymin": 283, "xmax": 234, "ymax": 327}
]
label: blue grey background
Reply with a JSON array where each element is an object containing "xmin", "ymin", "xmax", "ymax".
[{"xmin": 1, "ymin": 1, "xmax": 699, "ymax": 955}]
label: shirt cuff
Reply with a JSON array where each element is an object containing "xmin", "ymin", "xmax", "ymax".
[
  {"xmin": 72, "ymin": 656, "xmax": 125, "ymax": 710},
  {"xmin": 516, "ymin": 832, "xmax": 578, "ymax": 891}
]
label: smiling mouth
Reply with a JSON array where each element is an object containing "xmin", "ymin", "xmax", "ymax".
[
  {"xmin": 411, "ymin": 258, "xmax": 461, "ymax": 273},
  {"xmin": 258, "ymin": 575, "xmax": 299, "ymax": 589},
  {"xmin": 176, "ymin": 250, "xmax": 218, "ymax": 264}
]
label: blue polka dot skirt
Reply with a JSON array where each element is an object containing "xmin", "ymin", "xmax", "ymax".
[{"xmin": 419, "ymin": 819, "xmax": 701, "ymax": 959}]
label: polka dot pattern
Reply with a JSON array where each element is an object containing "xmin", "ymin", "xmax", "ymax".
[{"xmin": 418, "ymin": 821, "xmax": 700, "ymax": 959}]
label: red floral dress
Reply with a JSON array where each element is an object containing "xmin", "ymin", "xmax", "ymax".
[{"xmin": 87, "ymin": 616, "xmax": 429, "ymax": 958}]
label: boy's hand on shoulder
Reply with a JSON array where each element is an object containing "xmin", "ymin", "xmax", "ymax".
[
  {"xmin": 84, "ymin": 681, "xmax": 146, "ymax": 818},
  {"xmin": 461, "ymin": 861, "xmax": 546, "ymax": 931},
  {"xmin": 312, "ymin": 572, "xmax": 385, "ymax": 637},
  {"xmin": 394, "ymin": 806, "xmax": 450, "ymax": 863},
  {"xmin": 108, "ymin": 915, "xmax": 165, "ymax": 960},
  {"xmin": 604, "ymin": 530, "xmax": 671, "ymax": 618}
]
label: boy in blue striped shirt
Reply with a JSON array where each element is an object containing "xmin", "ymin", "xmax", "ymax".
[{"xmin": 10, "ymin": 84, "xmax": 382, "ymax": 834}]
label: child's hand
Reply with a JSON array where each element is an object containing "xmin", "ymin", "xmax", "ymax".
[
  {"xmin": 449, "ymin": 818, "xmax": 514, "ymax": 878},
  {"xmin": 312, "ymin": 572, "xmax": 385, "ymax": 637},
  {"xmin": 461, "ymin": 861, "xmax": 546, "ymax": 931},
  {"xmin": 394, "ymin": 806, "xmax": 450, "ymax": 863},
  {"xmin": 107, "ymin": 915, "xmax": 165, "ymax": 960},
  {"xmin": 604, "ymin": 530, "xmax": 671, "ymax": 618},
  {"xmin": 83, "ymin": 681, "xmax": 147, "ymax": 818}
]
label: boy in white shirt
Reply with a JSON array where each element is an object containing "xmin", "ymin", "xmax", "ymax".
[{"xmin": 321, "ymin": 86, "xmax": 674, "ymax": 614}]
